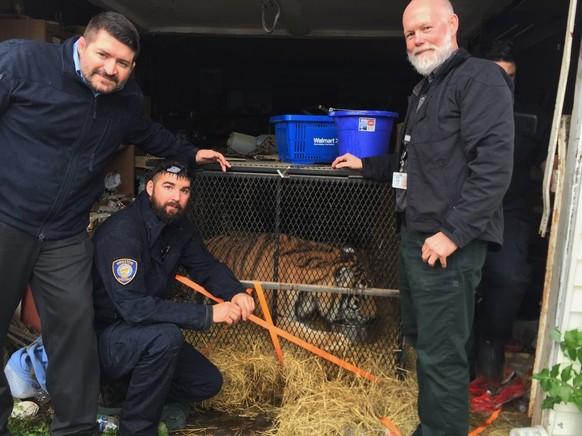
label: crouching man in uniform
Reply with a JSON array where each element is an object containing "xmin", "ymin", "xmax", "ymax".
[{"xmin": 92, "ymin": 160, "xmax": 255, "ymax": 434}]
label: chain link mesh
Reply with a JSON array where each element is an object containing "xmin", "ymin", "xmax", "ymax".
[{"xmin": 176, "ymin": 162, "xmax": 402, "ymax": 372}]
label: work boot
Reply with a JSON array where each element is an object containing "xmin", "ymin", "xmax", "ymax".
[
  {"xmin": 98, "ymin": 375, "xmax": 129, "ymax": 415},
  {"xmin": 476, "ymin": 339, "xmax": 506, "ymax": 381},
  {"xmin": 160, "ymin": 402, "xmax": 191, "ymax": 431}
]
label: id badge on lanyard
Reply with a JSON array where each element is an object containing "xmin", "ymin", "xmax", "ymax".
[{"xmin": 392, "ymin": 134, "xmax": 410, "ymax": 190}]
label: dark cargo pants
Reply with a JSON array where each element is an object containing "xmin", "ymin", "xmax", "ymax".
[
  {"xmin": 98, "ymin": 322, "xmax": 222, "ymax": 436},
  {"xmin": 399, "ymin": 226, "xmax": 486, "ymax": 436}
]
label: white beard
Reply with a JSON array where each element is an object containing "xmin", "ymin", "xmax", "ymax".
[{"xmin": 407, "ymin": 30, "xmax": 454, "ymax": 76}]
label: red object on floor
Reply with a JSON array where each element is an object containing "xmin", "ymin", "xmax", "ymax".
[
  {"xmin": 21, "ymin": 285, "xmax": 41, "ymax": 333},
  {"xmin": 470, "ymin": 378, "xmax": 526, "ymax": 413},
  {"xmin": 469, "ymin": 367, "xmax": 516, "ymax": 397}
]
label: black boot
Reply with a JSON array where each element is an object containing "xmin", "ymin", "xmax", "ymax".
[{"xmin": 476, "ymin": 339, "xmax": 505, "ymax": 382}]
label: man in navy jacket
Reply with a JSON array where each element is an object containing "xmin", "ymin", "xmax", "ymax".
[
  {"xmin": 92, "ymin": 160, "xmax": 255, "ymax": 434},
  {"xmin": 0, "ymin": 12, "xmax": 230, "ymax": 435}
]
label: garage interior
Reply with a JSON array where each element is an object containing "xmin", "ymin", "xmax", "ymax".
[
  {"xmin": 0, "ymin": 0, "xmax": 569, "ymax": 329},
  {"xmin": 1, "ymin": 0, "xmax": 580, "ymax": 434},
  {"xmin": 0, "ymin": 0, "xmax": 575, "ymax": 148}
]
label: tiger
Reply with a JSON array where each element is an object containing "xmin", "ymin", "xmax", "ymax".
[{"xmin": 204, "ymin": 233, "xmax": 378, "ymax": 350}]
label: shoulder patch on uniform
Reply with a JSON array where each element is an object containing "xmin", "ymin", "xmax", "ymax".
[{"xmin": 112, "ymin": 258, "xmax": 138, "ymax": 285}]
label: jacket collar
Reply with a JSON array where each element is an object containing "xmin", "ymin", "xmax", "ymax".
[
  {"xmin": 412, "ymin": 48, "xmax": 471, "ymax": 97},
  {"xmin": 61, "ymin": 36, "xmax": 80, "ymax": 78},
  {"xmin": 136, "ymin": 191, "xmax": 166, "ymax": 248}
]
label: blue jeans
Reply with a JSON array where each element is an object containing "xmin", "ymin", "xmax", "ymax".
[{"xmin": 399, "ymin": 226, "xmax": 486, "ymax": 436}]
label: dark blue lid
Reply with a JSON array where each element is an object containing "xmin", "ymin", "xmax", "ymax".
[
  {"xmin": 329, "ymin": 110, "xmax": 398, "ymax": 118},
  {"xmin": 270, "ymin": 114, "xmax": 334, "ymax": 123}
]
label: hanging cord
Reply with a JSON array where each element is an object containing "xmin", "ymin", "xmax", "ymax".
[{"xmin": 260, "ymin": 0, "xmax": 281, "ymax": 34}]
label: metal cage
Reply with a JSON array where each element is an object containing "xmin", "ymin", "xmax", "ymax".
[{"xmin": 176, "ymin": 160, "xmax": 402, "ymax": 372}]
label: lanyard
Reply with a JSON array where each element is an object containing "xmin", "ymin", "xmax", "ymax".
[
  {"xmin": 399, "ymin": 137, "xmax": 409, "ymax": 172},
  {"xmin": 400, "ymin": 82, "xmax": 430, "ymax": 172}
]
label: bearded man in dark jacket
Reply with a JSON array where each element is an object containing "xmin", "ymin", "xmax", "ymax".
[
  {"xmin": 332, "ymin": 0, "xmax": 514, "ymax": 434},
  {"xmin": 0, "ymin": 12, "xmax": 231, "ymax": 435},
  {"xmin": 92, "ymin": 161, "xmax": 255, "ymax": 434}
]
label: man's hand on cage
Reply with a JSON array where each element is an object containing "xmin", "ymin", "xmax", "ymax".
[
  {"xmin": 195, "ymin": 149, "xmax": 232, "ymax": 172},
  {"xmin": 331, "ymin": 153, "xmax": 363, "ymax": 171}
]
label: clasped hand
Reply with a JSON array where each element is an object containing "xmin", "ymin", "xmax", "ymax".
[{"xmin": 212, "ymin": 292, "xmax": 255, "ymax": 324}]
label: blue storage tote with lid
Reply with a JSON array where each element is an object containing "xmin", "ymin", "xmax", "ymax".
[
  {"xmin": 270, "ymin": 115, "xmax": 338, "ymax": 164},
  {"xmin": 328, "ymin": 109, "xmax": 398, "ymax": 158}
]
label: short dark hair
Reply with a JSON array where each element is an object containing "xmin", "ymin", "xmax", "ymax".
[
  {"xmin": 84, "ymin": 11, "xmax": 140, "ymax": 56},
  {"xmin": 484, "ymin": 39, "xmax": 517, "ymax": 66},
  {"xmin": 148, "ymin": 160, "xmax": 192, "ymax": 182}
]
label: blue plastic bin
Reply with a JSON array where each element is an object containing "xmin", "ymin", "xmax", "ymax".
[
  {"xmin": 329, "ymin": 110, "xmax": 398, "ymax": 158},
  {"xmin": 270, "ymin": 115, "xmax": 338, "ymax": 164}
]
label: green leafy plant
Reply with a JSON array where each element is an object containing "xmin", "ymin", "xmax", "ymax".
[{"xmin": 532, "ymin": 328, "xmax": 582, "ymax": 411}]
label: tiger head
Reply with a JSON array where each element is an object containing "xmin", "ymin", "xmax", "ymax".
[
  {"xmin": 334, "ymin": 246, "xmax": 371, "ymax": 289},
  {"xmin": 326, "ymin": 247, "xmax": 375, "ymax": 323}
]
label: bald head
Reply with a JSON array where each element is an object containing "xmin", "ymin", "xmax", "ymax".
[
  {"xmin": 404, "ymin": 0, "xmax": 454, "ymax": 18},
  {"xmin": 403, "ymin": 0, "xmax": 459, "ymax": 76}
]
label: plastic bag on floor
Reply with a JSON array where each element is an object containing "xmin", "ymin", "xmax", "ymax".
[{"xmin": 4, "ymin": 335, "xmax": 49, "ymax": 400}]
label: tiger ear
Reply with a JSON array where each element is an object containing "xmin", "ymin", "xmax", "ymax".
[
  {"xmin": 341, "ymin": 246, "xmax": 356, "ymax": 254},
  {"xmin": 335, "ymin": 266, "xmax": 355, "ymax": 287}
]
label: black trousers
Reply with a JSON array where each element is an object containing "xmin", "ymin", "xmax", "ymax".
[
  {"xmin": 98, "ymin": 322, "xmax": 222, "ymax": 436},
  {"xmin": 399, "ymin": 226, "xmax": 487, "ymax": 436},
  {"xmin": 468, "ymin": 212, "xmax": 532, "ymax": 380},
  {"xmin": 0, "ymin": 221, "xmax": 99, "ymax": 436}
]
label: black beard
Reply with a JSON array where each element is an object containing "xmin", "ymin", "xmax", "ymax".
[
  {"xmin": 152, "ymin": 201, "xmax": 184, "ymax": 225},
  {"xmin": 83, "ymin": 69, "xmax": 120, "ymax": 94}
]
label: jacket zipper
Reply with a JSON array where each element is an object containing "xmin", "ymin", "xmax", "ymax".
[{"xmin": 37, "ymin": 95, "xmax": 98, "ymax": 238}]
